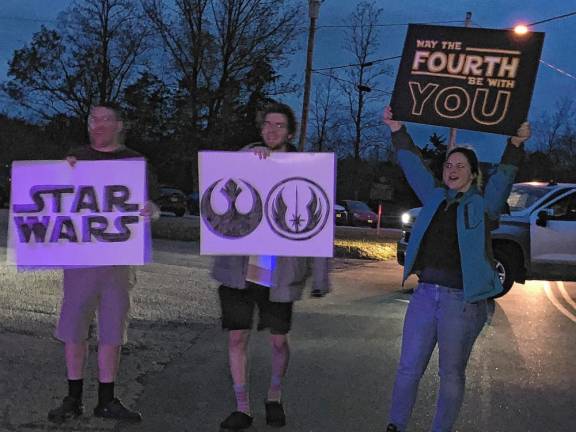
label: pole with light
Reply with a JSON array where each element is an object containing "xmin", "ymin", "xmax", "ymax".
[
  {"xmin": 513, "ymin": 24, "xmax": 529, "ymax": 34},
  {"xmin": 298, "ymin": 0, "xmax": 321, "ymax": 152},
  {"xmin": 447, "ymin": 11, "xmax": 472, "ymax": 151}
]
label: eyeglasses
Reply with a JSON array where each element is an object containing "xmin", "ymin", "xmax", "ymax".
[
  {"xmin": 88, "ymin": 115, "xmax": 117, "ymax": 124},
  {"xmin": 443, "ymin": 162, "xmax": 469, "ymax": 170},
  {"xmin": 262, "ymin": 121, "xmax": 287, "ymax": 130}
]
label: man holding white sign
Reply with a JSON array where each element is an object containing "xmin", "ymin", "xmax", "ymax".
[
  {"xmin": 47, "ymin": 103, "xmax": 158, "ymax": 424},
  {"xmin": 210, "ymin": 103, "xmax": 330, "ymax": 431}
]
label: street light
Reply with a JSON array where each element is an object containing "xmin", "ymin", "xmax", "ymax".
[
  {"xmin": 448, "ymin": 11, "xmax": 472, "ymax": 150},
  {"xmin": 514, "ymin": 24, "xmax": 529, "ymax": 34}
]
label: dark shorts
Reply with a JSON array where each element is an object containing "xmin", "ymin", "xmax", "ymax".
[{"xmin": 218, "ymin": 283, "xmax": 293, "ymax": 335}]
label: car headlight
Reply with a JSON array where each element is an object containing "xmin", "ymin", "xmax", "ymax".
[{"xmin": 401, "ymin": 212, "xmax": 411, "ymax": 225}]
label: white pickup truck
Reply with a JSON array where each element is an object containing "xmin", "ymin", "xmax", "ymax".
[{"xmin": 396, "ymin": 182, "xmax": 576, "ymax": 297}]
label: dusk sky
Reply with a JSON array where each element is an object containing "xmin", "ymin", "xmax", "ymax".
[{"xmin": 1, "ymin": 0, "xmax": 575, "ymax": 161}]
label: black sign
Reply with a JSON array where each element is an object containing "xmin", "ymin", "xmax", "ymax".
[{"xmin": 391, "ymin": 24, "xmax": 544, "ymax": 135}]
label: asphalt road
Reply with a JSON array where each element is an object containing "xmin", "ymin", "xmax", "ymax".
[
  {"xmin": 0, "ymin": 211, "xmax": 574, "ymax": 432},
  {"xmin": 117, "ymin": 265, "xmax": 576, "ymax": 432}
]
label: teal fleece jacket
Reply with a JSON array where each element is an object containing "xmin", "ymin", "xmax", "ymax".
[{"xmin": 393, "ymin": 126, "xmax": 524, "ymax": 301}]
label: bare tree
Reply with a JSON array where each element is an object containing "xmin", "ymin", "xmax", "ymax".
[
  {"xmin": 141, "ymin": 0, "xmax": 301, "ymax": 137},
  {"xmin": 533, "ymin": 97, "xmax": 576, "ymax": 168},
  {"xmin": 3, "ymin": 0, "xmax": 151, "ymax": 120},
  {"xmin": 141, "ymin": 0, "xmax": 210, "ymax": 129},
  {"xmin": 340, "ymin": 1, "xmax": 391, "ymax": 161},
  {"xmin": 309, "ymin": 72, "xmax": 345, "ymax": 152}
]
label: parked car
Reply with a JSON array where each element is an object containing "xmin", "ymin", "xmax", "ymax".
[
  {"xmin": 158, "ymin": 186, "xmax": 187, "ymax": 217},
  {"xmin": 334, "ymin": 204, "xmax": 348, "ymax": 225},
  {"xmin": 186, "ymin": 192, "xmax": 199, "ymax": 215},
  {"xmin": 372, "ymin": 201, "xmax": 409, "ymax": 228},
  {"xmin": 338, "ymin": 200, "xmax": 378, "ymax": 227},
  {"xmin": 397, "ymin": 182, "xmax": 576, "ymax": 297},
  {"xmin": 0, "ymin": 186, "xmax": 8, "ymax": 209}
]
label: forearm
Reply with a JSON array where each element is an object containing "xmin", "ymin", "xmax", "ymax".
[
  {"xmin": 501, "ymin": 139, "xmax": 525, "ymax": 166},
  {"xmin": 391, "ymin": 125, "xmax": 420, "ymax": 154},
  {"xmin": 392, "ymin": 126, "xmax": 438, "ymax": 201},
  {"xmin": 483, "ymin": 141, "xmax": 525, "ymax": 218}
]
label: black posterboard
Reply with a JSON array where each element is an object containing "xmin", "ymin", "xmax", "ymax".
[{"xmin": 390, "ymin": 24, "xmax": 544, "ymax": 135}]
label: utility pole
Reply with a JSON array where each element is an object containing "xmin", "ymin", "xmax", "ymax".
[
  {"xmin": 448, "ymin": 11, "xmax": 472, "ymax": 151},
  {"xmin": 298, "ymin": 0, "xmax": 321, "ymax": 152}
]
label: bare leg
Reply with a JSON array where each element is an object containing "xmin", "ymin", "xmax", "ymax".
[
  {"xmin": 228, "ymin": 330, "xmax": 251, "ymax": 413},
  {"xmin": 268, "ymin": 334, "xmax": 290, "ymax": 401},
  {"xmin": 97, "ymin": 344, "xmax": 121, "ymax": 383},
  {"xmin": 64, "ymin": 342, "xmax": 88, "ymax": 380}
]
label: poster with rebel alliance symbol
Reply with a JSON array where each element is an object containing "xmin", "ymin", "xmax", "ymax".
[
  {"xmin": 391, "ymin": 24, "xmax": 544, "ymax": 135},
  {"xmin": 199, "ymin": 152, "xmax": 335, "ymax": 257}
]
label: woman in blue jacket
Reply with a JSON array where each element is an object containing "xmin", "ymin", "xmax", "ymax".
[{"xmin": 382, "ymin": 106, "xmax": 529, "ymax": 432}]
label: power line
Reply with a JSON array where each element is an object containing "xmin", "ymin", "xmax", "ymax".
[
  {"xmin": 528, "ymin": 10, "xmax": 576, "ymax": 27},
  {"xmin": 539, "ymin": 59, "xmax": 576, "ymax": 81},
  {"xmin": 472, "ymin": 11, "xmax": 576, "ymax": 30},
  {"xmin": 311, "ymin": 10, "xmax": 575, "ymax": 72},
  {"xmin": 0, "ymin": 16, "xmax": 56, "ymax": 24},
  {"xmin": 317, "ymin": 20, "xmax": 464, "ymax": 29},
  {"xmin": 313, "ymin": 55, "xmax": 402, "ymax": 72},
  {"xmin": 313, "ymin": 70, "xmax": 392, "ymax": 95},
  {"xmin": 1, "ymin": 10, "xmax": 574, "ymax": 29},
  {"xmin": 471, "ymin": 19, "xmax": 576, "ymax": 82}
]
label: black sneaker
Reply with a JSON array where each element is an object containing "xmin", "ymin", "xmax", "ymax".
[
  {"xmin": 93, "ymin": 398, "xmax": 142, "ymax": 422},
  {"xmin": 220, "ymin": 411, "xmax": 253, "ymax": 431},
  {"xmin": 386, "ymin": 424, "xmax": 400, "ymax": 432},
  {"xmin": 48, "ymin": 396, "xmax": 83, "ymax": 423},
  {"xmin": 265, "ymin": 401, "xmax": 286, "ymax": 427}
]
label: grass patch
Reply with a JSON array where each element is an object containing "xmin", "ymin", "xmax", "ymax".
[{"xmin": 334, "ymin": 239, "xmax": 397, "ymax": 261}]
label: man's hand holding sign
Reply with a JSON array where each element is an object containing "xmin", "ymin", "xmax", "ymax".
[{"xmin": 66, "ymin": 155, "xmax": 159, "ymax": 220}]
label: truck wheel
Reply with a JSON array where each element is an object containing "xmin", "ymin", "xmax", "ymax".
[{"xmin": 492, "ymin": 246, "xmax": 518, "ymax": 298}]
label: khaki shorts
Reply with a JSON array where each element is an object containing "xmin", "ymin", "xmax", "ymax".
[{"xmin": 55, "ymin": 266, "xmax": 136, "ymax": 345}]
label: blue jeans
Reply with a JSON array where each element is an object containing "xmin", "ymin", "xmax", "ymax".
[{"xmin": 388, "ymin": 282, "xmax": 488, "ymax": 432}]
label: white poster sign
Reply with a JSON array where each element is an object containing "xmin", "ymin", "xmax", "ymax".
[
  {"xmin": 199, "ymin": 151, "xmax": 335, "ymax": 257},
  {"xmin": 7, "ymin": 160, "xmax": 149, "ymax": 267}
]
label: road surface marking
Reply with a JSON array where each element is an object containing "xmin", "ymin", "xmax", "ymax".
[
  {"xmin": 543, "ymin": 282, "xmax": 576, "ymax": 323},
  {"xmin": 557, "ymin": 281, "xmax": 576, "ymax": 311}
]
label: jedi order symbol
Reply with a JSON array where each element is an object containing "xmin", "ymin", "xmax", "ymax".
[
  {"xmin": 265, "ymin": 177, "xmax": 330, "ymax": 241},
  {"xmin": 201, "ymin": 179, "xmax": 262, "ymax": 238}
]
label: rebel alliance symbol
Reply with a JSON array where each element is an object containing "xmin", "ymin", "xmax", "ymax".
[
  {"xmin": 266, "ymin": 177, "xmax": 330, "ymax": 241},
  {"xmin": 201, "ymin": 179, "xmax": 262, "ymax": 238}
]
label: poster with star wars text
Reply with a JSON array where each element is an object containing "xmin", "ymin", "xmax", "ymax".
[
  {"xmin": 199, "ymin": 152, "xmax": 335, "ymax": 257},
  {"xmin": 391, "ymin": 24, "xmax": 544, "ymax": 135},
  {"xmin": 7, "ymin": 160, "xmax": 150, "ymax": 267}
]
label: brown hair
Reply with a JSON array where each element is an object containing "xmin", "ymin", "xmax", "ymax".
[
  {"xmin": 446, "ymin": 146, "xmax": 483, "ymax": 188},
  {"xmin": 258, "ymin": 103, "xmax": 297, "ymax": 137}
]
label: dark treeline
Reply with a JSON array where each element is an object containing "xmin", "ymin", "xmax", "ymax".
[
  {"xmin": 1, "ymin": 0, "xmax": 575, "ymax": 202},
  {"xmin": 1, "ymin": 0, "xmax": 302, "ymax": 190}
]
